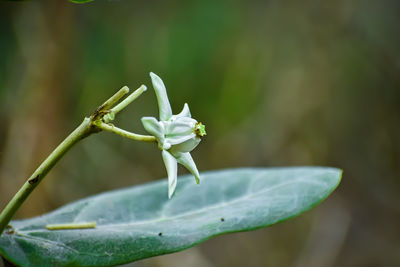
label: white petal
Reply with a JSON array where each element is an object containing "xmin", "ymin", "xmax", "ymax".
[
  {"xmin": 150, "ymin": 72, "xmax": 172, "ymax": 121},
  {"xmin": 174, "ymin": 152, "xmax": 200, "ymax": 184},
  {"xmin": 173, "ymin": 103, "xmax": 191, "ymax": 119},
  {"xmin": 163, "ymin": 117, "xmax": 197, "ymax": 137},
  {"xmin": 165, "ymin": 133, "xmax": 195, "ymax": 146},
  {"xmin": 169, "ymin": 136, "xmax": 201, "ymax": 154},
  {"xmin": 141, "ymin": 117, "xmax": 164, "ymax": 141},
  {"xmin": 162, "ymin": 150, "xmax": 178, "ymax": 199}
]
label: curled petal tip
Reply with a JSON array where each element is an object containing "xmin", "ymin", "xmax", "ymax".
[
  {"xmin": 168, "ymin": 187, "xmax": 175, "ymax": 199},
  {"xmin": 174, "ymin": 103, "xmax": 191, "ymax": 118},
  {"xmin": 149, "ymin": 72, "xmax": 159, "ymax": 80},
  {"xmin": 174, "ymin": 152, "xmax": 201, "ymax": 185}
]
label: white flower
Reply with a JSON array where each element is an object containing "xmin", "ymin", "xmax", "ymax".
[{"xmin": 141, "ymin": 72, "xmax": 206, "ymax": 198}]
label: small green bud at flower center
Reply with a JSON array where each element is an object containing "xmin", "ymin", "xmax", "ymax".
[{"xmin": 195, "ymin": 122, "xmax": 206, "ymax": 137}]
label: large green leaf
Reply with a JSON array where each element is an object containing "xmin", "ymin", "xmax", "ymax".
[{"xmin": 0, "ymin": 167, "xmax": 341, "ymax": 266}]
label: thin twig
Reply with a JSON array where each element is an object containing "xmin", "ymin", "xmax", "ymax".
[
  {"xmin": 100, "ymin": 86, "xmax": 129, "ymax": 111},
  {"xmin": 96, "ymin": 122, "xmax": 156, "ymax": 143}
]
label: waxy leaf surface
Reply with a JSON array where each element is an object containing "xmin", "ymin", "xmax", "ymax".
[{"xmin": 0, "ymin": 167, "xmax": 342, "ymax": 266}]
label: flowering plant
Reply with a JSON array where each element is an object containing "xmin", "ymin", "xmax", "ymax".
[{"xmin": 142, "ymin": 73, "xmax": 206, "ymax": 198}]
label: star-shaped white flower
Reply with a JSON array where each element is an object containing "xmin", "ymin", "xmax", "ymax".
[{"xmin": 141, "ymin": 72, "xmax": 206, "ymax": 198}]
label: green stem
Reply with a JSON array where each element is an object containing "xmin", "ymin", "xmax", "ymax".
[
  {"xmin": 103, "ymin": 85, "xmax": 147, "ymax": 123},
  {"xmin": 111, "ymin": 85, "xmax": 146, "ymax": 115},
  {"xmin": 0, "ymin": 118, "xmax": 95, "ymax": 235},
  {"xmin": 0, "ymin": 85, "xmax": 150, "ymax": 236},
  {"xmin": 96, "ymin": 121, "xmax": 156, "ymax": 143},
  {"xmin": 100, "ymin": 86, "xmax": 130, "ymax": 111}
]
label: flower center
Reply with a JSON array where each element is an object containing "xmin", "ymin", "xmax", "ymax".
[{"xmin": 194, "ymin": 122, "xmax": 206, "ymax": 137}]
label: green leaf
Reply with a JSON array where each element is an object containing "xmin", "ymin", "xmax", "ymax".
[{"xmin": 0, "ymin": 167, "xmax": 341, "ymax": 266}]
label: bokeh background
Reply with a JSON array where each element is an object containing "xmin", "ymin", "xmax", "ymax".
[{"xmin": 0, "ymin": 0, "xmax": 399, "ymax": 266}]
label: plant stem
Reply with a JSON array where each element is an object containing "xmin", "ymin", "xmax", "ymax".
[
  {"xmin": 100, "ymin": 86, "xmax": 130, "ymax": 111},
  {"xmin": 96, "ymin": 122, "xmax": 156, "ymax": 143},
  {"xmin": 103, "ymin": 85, "xmax": 147, "ymax": 123},
  {"xmin": 0, "ymin": 118, "xmax": 95, "ymax": 235},
  {"xmin": 0, "ymin": 85, "xmax": 150, "ymax": 236},
  {"xmin": 111, "ymin": 85, "xmax": 147, "ymax": 115}
]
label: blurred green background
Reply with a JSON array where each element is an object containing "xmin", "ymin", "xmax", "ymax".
[{"xmin": 0, "ymin": 0, "xmax": 399, "ymax": 266}]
